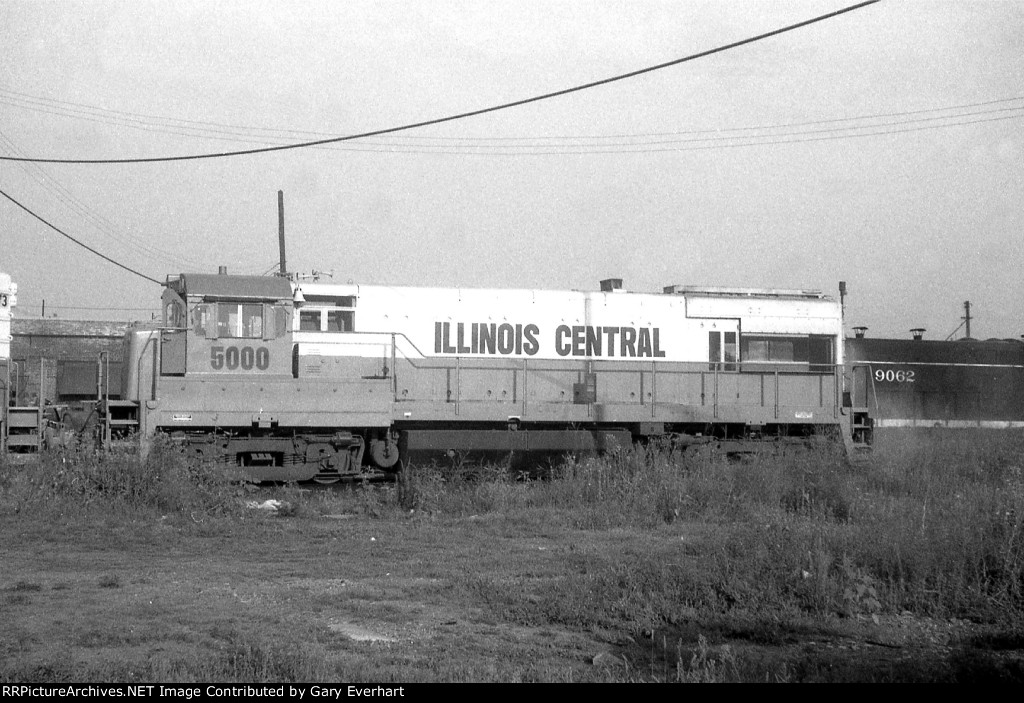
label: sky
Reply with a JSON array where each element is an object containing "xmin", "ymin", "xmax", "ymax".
[{"xmin": 1, "ymin": 0, "xmax": 1021, "ymax": 340}]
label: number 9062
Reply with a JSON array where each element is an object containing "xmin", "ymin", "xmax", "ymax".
[{"xmin": 874, "ymin": 368, "xmax": 915, "ymax": 383}]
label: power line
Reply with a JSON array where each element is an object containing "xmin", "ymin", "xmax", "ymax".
[
  {"xmin": 266, "ymin": 105, "xmax": 1024, "ymax": 155},
  {"xmin": 57, "ymin": 106, "xmax": 998, "ymax": 157},
  {"xmin": 350, "ymin": 111, "xmax": 1024, "ymax": 155},
  {"xmin": 0, "ymin": 186, "xmax": 162, "ymax": 284},
  {"xmin": 0, "ymin": 0, "xmax": 881, "ymax": 165},
  {"xmin": 0, "ymin": 131, "xmax": 209, "ymax": 269},
  {"xmin": 371, "ymin": 96, "xmax": 1024, "ymax": 141},
  {"xmin": 5, "ymin": 85, "xmax": 1020, "ymax": 153},
  {"xmin": 945, "ymin": 320, "xmax": 967, "ymax": 341},
  {"xmin": 360, "ymin": 103, "xmax": 1024, "ymax": 147},
  {"xmin": 9, "ymin": 87, "xmax": 1017, "ymax": 145},
  {"xmin": 20, "ymin": 305, "xmax": 159, "ymax": 311}
]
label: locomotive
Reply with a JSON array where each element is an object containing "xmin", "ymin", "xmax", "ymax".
[
  {"xmin": 11, "ymin": 270, "xmax": 1024, "ymax": 475},
  {"xmin": 845, "ymin": 332, "xmax": 1024, "ymax": 440},
  {"xmin": 99, "ymin": 272, "xmax": 869, "ymax": 481}
]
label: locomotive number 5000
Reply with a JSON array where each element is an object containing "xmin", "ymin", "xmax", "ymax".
[{"xmin": 210, "ymin": 345, "xmax": 270, "ymax": 371}]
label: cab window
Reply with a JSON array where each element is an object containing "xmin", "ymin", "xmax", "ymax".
[
  {"xmin": 740, "ymin": 334, "xmax": 834, "ymax": 372},
  {"xmin": 709, "ymin": 331, "xmax": 737, "ymax": 371},
  {"xmin": 165, "ymin": 299, "xmax": 186, "ymax": 328},
  {"xmin": 327, "ymin": 310, "xmax": 353, "ymax": 332},
  {"xmin": 300, "ymin": 295, "xmax": 357, "ymax": 333},
  {"xmin": 299, "ymin": 310, "xmax": 321, "ymax": 331},
  {"xmin": 297, "ymin": 307, "xmax": 354, "ymax": 332},
  {"xmin": 218, "ymin": 303, "xmax": 263, "ymax": 338}
]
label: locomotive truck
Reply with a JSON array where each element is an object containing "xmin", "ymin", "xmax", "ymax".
[{"xmin": 96, "ymin": 272, "xmax": 871, "ymax": 481}]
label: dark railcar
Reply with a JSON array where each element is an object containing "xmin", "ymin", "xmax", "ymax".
[{"xmin": 845, "ymin": 337, "xmax": 1024, "ymax": 429}]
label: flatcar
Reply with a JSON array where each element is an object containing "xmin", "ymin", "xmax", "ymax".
[
  {"xmin": 101, "ymin": 273, "xmax": 869, "ymax": 481},
  {"xmin": 844, "ymin": 333, "xmax": 1024, "ymax": 439}
]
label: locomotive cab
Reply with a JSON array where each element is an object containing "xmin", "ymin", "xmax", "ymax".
[
  {"xmin": 161, "ymin": 273, "xmax": 293, "ymax": 378},
  {"xmin": 124, "ymin": 273, "xmax": 386, "ymax": 482}
]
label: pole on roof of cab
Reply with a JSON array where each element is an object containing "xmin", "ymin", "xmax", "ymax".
[{"xmin": 278, "ymin": 190, "xmax": 287, "ymax": 277}]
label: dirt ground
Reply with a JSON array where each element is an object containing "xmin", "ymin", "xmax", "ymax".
[{"xmin": 2, "ymin": 506, "xmax": 1022, "ymax": 683}]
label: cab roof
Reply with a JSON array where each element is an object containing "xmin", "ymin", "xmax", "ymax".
[{"xmin": 167, "ymin": 274, "xmax": 293, "ymax": 301}]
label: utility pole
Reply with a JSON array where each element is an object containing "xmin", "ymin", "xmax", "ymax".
[
  {"xmin": 962, "ymin": 300, "xmax": 972, "ymax": 339},
  {"xmin": 838, "ymin": 281, "xmax": 847, "ymax": 325},
  {"xmin": 277, "ymin": 190, "xmax": 287, "ymax": 277}
]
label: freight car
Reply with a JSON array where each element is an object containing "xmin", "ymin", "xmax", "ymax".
[
  {"xmin": 844, "ymin": 333, "xmax": 1024, "ymax": 439},
  {"xmin": 99, "ymin": 273, "xmax": 870, "ymax": 481}
]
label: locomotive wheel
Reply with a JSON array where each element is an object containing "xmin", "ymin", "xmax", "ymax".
[{"xmin": 369, "ymin": 437, "xmax": 401, "ymax": 471}]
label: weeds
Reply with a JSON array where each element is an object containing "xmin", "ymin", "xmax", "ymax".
[
  {"xmin": 841, "ymin": 556, "xmax": 882, "ymax": 623},
  {"xmin": 333, "ymin": 436, "xmax": 1024, "ymax": 627},
  {"xmin": 97, "ymin": 574, "xmax": 121, "ymax": 589},
  {"xmin": 677, "ymin": 634, "xmax": 740, "ymax": 683},
  {"xmin": 3, "ymin": 430, "xmax": 1023, "ymax": 681},
  {"xmin": 0, "ymin": 436, "xmax": 244, "ymax": 522}
]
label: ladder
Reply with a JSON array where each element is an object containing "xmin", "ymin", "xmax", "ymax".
[
  {"xmin": 842, "ymin": 406, "xmax": 873, "ymax": 464},
  {"xmin": 97, "ymin": 352, "xmax": 138, "ymax": 447}
]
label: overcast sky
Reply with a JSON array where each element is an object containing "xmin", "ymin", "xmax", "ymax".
[{"xmin": 1, "ymin": 0, "xmax": 1021, "ymax": 339}]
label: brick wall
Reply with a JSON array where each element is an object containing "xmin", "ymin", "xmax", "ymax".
[{"xmin": 9, "ymin": 319, "xmax": 129, "ymax": 404}]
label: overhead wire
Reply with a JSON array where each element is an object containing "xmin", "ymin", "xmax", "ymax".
[
  {"xmin": 0, "ymin": 131, "xmax": 209, "ymax": 269},
  {"xmin": 366, "ymin": 96, "xmax": 1024, "ymax": 141},
  {"xmin": 398, "ymin": 111, "xmax": 1024, "ymax": 155},
  {"xmin": 359, "ymin": 102, "xmax": 1024, "ymax": 148},
  {"xmin": 0, "ymin": 1, "xmax": 882, "ymax": 292},
  {"xmin": 0, "ymin": 0, "xmax": 881, "ymax": 164},
  {"xmin": 3, "ymin": 88, "xmax": 1021, "ymax": 143},
  {"xmin": 298, "ymin": 103, "xmax": 1024, "ymax": 154},
  {"xmin": 27, "ymin": 305, "xmax": 159, "ymax": 311},
  {"xmin": 0, "ymin": 186, "xmax": 162, "ymax": 284},
  {"xmin": 258, "ymin": 261, "xmax": 285, "ymax": 276},
  {"xmin": 944, "ymin": 320, "xmax": 968, "ymax": 341},
  {"xmin": 0, "ymin": 87, "xmax": 331, "ymax": 141},
  {"xmin": 4, "ymin": 86, "xmax": 1020, "ymax": 156}
]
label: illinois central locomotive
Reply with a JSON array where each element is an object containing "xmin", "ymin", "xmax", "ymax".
[{"xmin": 100, "ymin": 273, "xmax": 869, "ymax": 481}]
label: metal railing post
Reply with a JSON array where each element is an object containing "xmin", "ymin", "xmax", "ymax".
[
  {"xmin": 713, "ymin": 363, "xmax": 719, "ymax": 419},
  {"xmin": 774, "ymin": 370, "xmax": 780, "ymax": 419},
  {"xmin": 522, "ymin": 358, "xmax": 528, "ymax": 417},
  {"xmin": 391, "ymin": 333, "xmax": 397, "ymax": 400},
  {"xmin": 651, "ymin": 361, "xmax": 657, "ymax": 418}
]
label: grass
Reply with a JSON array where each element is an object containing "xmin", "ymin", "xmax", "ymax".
[{"xmin": 1, "ymin": 431, "xmax": 1023, "ymax": 682}]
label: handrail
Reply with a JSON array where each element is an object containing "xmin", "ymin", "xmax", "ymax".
[
  {"xmin": 293, "ymin": 330, "xmax": 845, "ymax": 415},
  {"xmin": 98, "ymin": 350, "xmax": 110, "ymax": 447},
  {"xmin": 136, "ymin": 334, "xmax": 156, "ymax": 403},
  {"xmin": 11, "ymin": 360, "xmax": 19, "ymax": 406},
  {"xmin": 845, "ymin": 363, "xmax": 880, "ymax": 412},
  {"xmin": 411, "ymin": 359, "xmax": 842, "ymax": 413}
]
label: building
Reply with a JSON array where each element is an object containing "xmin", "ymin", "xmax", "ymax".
[{"xmin": 9, "ymin": 318, "xmax": 128, "ymax": 405}]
